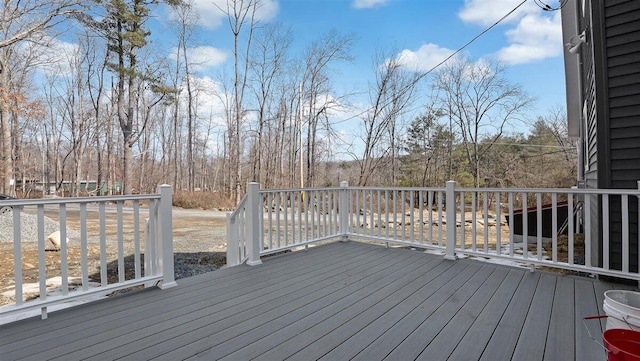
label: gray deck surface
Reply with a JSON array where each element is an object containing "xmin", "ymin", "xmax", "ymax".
[{"xmin": 0, "ymin": 241, "xmax": 633, "ymax": 360}]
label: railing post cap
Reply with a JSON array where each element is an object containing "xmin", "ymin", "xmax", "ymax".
[{"xmin": 158, "ymin": 184, "xmax": 172, "ymax": 193}]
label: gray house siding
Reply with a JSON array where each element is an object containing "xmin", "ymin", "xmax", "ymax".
[
  {"xmin": 590, "ymin": 0, "xmax": 640, "ymax": 272},
  {"xmin": 581, "ymin": 0, "xmax": 602, "ymax": 268},
  {"xmin": 570, "ymin": 0, "xmax": 640, "ymax": 273},
  {"xmin": 605, "ymin": 0, "xmax": 640, "ymax": 190},
  {"xmin": 603, "ymin": 0, "xmax": 640, "ymax": 272}
]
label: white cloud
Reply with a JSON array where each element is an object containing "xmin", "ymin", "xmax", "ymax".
[
  {"xmin": 20, "ymin": 37, "xmax": 78, "ymax": 76},
  {"xmin": 352, "ymin": 0, "xmax": 388, "ymax": 9},
  {"xmin": 459, "ymin": 0, "xmax": 562, "ymax": 65},
  {"xmin": 182, "ymin": 75, "xmax": 227, "ymax": 124},
  {"xmin": 176, "ymin": 75, "xmax": 228, "ymax": 154},
  {"xmin": 395, "ymin": 43, "xmax": 455, "ymax": 72},
  {"xmin": 458, "ymin": 0, "xmax": 538, "ymax": 27},
  {"xmin": 188, "ymin": 0, "xmax": 279, "ymax": 30},
  {"xmin": 170, "ymin": 46, "xmax": 229, "ymax": 70},
  {"xmin": 494, "ymin": 12, "xmax": 563, "ymax": 65},
  {"xmin": 316, "ymin": 93, "xmax": 350, "ymax": 117}
]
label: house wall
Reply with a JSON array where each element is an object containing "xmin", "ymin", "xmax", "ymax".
[
  {"xmin": 603, "ymin": 0, "xmax": 640, "ymax": 272},
  {"xmin": 578, "ymin": 0, "xmax": 602, "ymax": 268},
  {"xmin": 604, "ymin": 0, "xmax": 640, "ymax": 189},
  {"xmin": 587, "ymin": 0, "xmax": 640, "ymax": 272}
]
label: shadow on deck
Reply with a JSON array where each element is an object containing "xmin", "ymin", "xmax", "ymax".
[{"xmin": 0, "ymin": 241, "xmax": 634, "ymax": 361}]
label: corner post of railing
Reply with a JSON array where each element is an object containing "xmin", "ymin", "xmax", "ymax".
[
  {"xmin": 445, "ymin": 180, "xmax": 458, "ymax": 260},
  {"xmin": 226, "ymin": 212, "xmax": 240, "ymax": 266},
  {"xmin": 157, "ymin": 184, "xmax": 177, "ymax": 289},
  {"xmin": 246, "ymin": 182, "xmax": 263, "ymax": 266},
  {"xmin": 339, "ymin": 181, "xmax": 350, "ymax": 241}
]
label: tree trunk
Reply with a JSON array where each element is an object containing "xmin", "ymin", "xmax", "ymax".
[{"xmin": 0, "ymin": 55, "xmax": 13, "ymax": 195}]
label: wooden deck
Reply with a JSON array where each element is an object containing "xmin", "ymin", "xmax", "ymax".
[{"xmin": 0, "ymin": 241, "xmax": 632, "ymax": 360}]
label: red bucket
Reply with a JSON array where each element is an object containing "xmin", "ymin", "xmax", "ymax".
[{"xmin": 604, "ymin": 329, "xmax": 640, "ymax": 361}]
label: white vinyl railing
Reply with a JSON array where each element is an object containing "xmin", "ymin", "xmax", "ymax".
[
  {"xmin": 0, "ymin": 185, "xmax": 176, "ymax": 320},
  {"xmin": 226, "ymin": 192, "xmax": 249, "ymax": 266},
  {"xmin": 227, "ymin": 181, "xmax": 640, "ymax": 281},
  {"xmin": 226, "ymin": 183, "xmax": 348, "ymax": 266}
]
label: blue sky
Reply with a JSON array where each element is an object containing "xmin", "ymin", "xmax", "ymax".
[
  {"xmin": 41, "ymin": 0, "xmax": 567, "ymax": 157},
  {"xmin": 151, "ymin": 0, "xmax": 566, "ymax": 124}
]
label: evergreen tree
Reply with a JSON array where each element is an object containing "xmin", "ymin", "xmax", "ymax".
[{"xmin": 83, "ymin": 0, "xmax": 179, "ymax": 194}]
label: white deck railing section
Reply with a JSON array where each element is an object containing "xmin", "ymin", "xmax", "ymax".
[
  {"xmin": 226, "ymin": 192, "xmax": 249, "ymax": 265},
  {"xmin": 0, "ymin": 185, "xmax": 176, "ymax": 320},
  {"xmin": 228, "ymin": 181, "xmax": 640, "ymax": 281}
]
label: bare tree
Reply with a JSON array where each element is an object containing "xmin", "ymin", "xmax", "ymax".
[
  {"xmin": 523, "ymin": 110, "xmax": 578, "ymax": 187},
  {"xmin": 434, "ymin": 57, "xmax": 534, "ymax": 187},
  {"xmin": 0, "ymin": 0, "xmax": 80, "ymax": 195},
  {"xmin": 541, "ymin": 106, "xmax": 578, "ymax": 178},
  {"xmin": 248, "ymin": 22, "xmax": 292, "ymax": 186},
  {"xmin": 84, "ymin": 31, "xmax": 111, "ymax": 196},
  {"xmin": 300, "ymin": 30, "xmax": 354, "ymax": 187},
  {"xmin": 170, "ymin": 0, "xmax": 201, "ymax": 191},
  {"xmin": 353, "ymin": 48, "xmax": 421, "ymax": 186},
  {"xmin": 220, "ymin": 0, "xmax": 260, "ymax": 202}
]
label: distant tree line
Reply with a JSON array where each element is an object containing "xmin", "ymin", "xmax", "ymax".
[{"xmin": 0, "ymin": 0, "xmax": 576, "ymax": 201}]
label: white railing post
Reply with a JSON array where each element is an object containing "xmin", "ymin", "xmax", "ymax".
[
  {"xmin": 226, "ymin": 213, "xmax": 239, "ymax": 266},
  {"xmin": 339, "ymin": 181, "xmax": 350, "ymax": 241},
  {"xmin": 12, "ymin": 206, "xmax": 23, "ymax": 306},
  {"xmin": 157, "ymin": 184, "xmax": 177, "ymax": 289},
  {"xmin": 246, "ymin": 182, "xmax": 263, "ymax": 266},
  {"xmin": 144, "ymin": 217, "xmax": 156, "ymax": 288},
  {"xmin": 445, "ymin": 181, "xmax": 457, "ymax": 260}
]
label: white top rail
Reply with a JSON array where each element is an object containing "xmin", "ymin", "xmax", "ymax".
[
  {"xmin": 456, "ymin": 186, "xmax": 640, "ymax": 196},
  {"xmin": 0, "ymin": 194, "xmax": 161, "ymax": 207}
]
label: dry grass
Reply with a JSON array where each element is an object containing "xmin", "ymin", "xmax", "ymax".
[
  {"xmin": 543, "ymin": 233, "xmax": 586, "ymax": 263},
  {"xmin": 172, "ymin": 191, "xmax": 235, "ymax": 211}
]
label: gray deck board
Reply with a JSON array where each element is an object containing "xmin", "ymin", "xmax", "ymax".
[
  {"xmin": 478, "ymin": 271, "xmax": 540, "ymax": 361},
  {"xmin": 286, "ymin": 260, "xmax": 459, "ymax": 361},
  {"xmin": 446, "ymin": 268, "xmax": 525, "ymax": 361},
  {"xmin": 545, "ymin": 276, "xmax": 575, "ymax": 361},
  {"xmin": 316, "ymin": 260, "xmax": 471, "ymax": 361},
  {"xmin": 0, "ymin": 241, "xmax": 635, "ymax": 361},
  {"xmin": 1, "ymin": 241, "xmax": 355, "ymax": 345},
  {"xmin": 172, "ymin": 250, "xmax": 433, "ymax": 361},
  {"xmin": 512, "ymin": 273, "xmax": 556, "ymax": 361},
  {"xmin": 575, "ymin": 278, "xmax": 607, "ymax": 361},
  {"xmin": 5, "ymin": 242, "xmax": 384, "ymax": 358},
  {"xmin": 594, "ymin": 281, "xmax": 615, "ymax": 330},
  {"xmin": 4, "ymin": 242, "xmax": 377, "ymax": 360},
  {"xmin": 382, "ymin": 264, "xmax": 498, "ymax": 360},
  {"xmin": 415, "ymin": 266, "xmax": 514, "ymax": 360},
  {"xmin": 118, "ymin": 245, "xmax": 428, "ymax": 360},
  {"xmin": 54, "ymin": 243, "xmax": 399, "ymax": 361},
  {"xmin": 217, "ymin": 255, "xmax": 446, "ymax": 360},
  {"xmin": 351, "ymin": 260, "xmax": 484, "ymax": 361}
]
